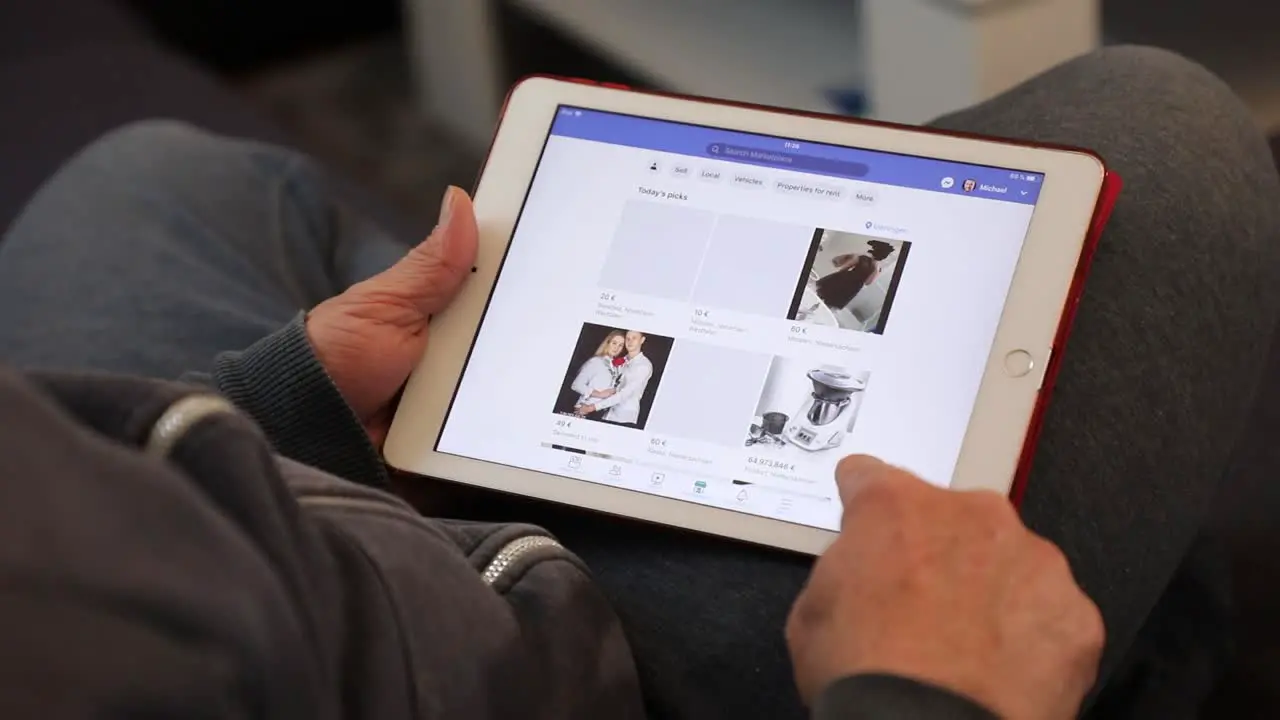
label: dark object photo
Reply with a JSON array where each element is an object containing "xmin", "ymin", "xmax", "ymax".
[{"xmin": 787, "ymin": 230, "xmax": 912, "ymax": 335}]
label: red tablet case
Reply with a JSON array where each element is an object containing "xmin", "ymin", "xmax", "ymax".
[
  {"xmin": 482, "ymin": 77, "xmax": 1123, "ymax": 508},
  {"xmin": 1007, "ymin": 170, "xmax": 1122, "ymax": 507}
]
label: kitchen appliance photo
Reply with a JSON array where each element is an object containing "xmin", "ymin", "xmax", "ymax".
[{"xmin": 783, "ymin": 367, "xmax": 869, "ymax": 452}]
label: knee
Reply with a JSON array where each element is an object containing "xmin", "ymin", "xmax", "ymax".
[
  {"xmin": 1031, "ymin": 45, "xmax": 1273, "ymax": 189},
  {"xmin": 64, "ymin": 119, "xmax": 316, "ymax": 204},
  {"xmin": 89, "ymin": 119, "xmax": 210, "ymax": 156},
  {"xmin": 5, "ymin": 118, "xmax": 324, "ymax": 252},
  {"xmin": 1057, "ymin": 45, "xmax": 1254, "ymax": 134},
  {"xmin": 1071, "ymin": 45, "xmax": 1225, "ymax": 95},
  {"xmin": 76, "ymin": 120, "xmax": 223, "ymax": 182}
]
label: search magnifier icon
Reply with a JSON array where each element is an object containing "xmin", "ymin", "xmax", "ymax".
[{"xmin": 710, "ymin": 144, "xmax": 721, "ymax": 154}]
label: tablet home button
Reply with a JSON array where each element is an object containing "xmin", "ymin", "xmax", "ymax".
[{"xmin": 1003, "ymin": 350, "xmax": 1035, "ymax": 378}]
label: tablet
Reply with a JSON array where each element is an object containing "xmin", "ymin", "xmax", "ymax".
[{"xmin": 384, "ymin": 76, "xmax": 1111, "ymax": 555}]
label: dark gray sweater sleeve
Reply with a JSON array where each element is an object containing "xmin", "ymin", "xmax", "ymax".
[
  {"xmin": 813, "ymin": 675, "xmax": 998, "ymax": 720},
  {"xmin": 181, "ymin": 313, "xmax": 389, "ymax": 489}
]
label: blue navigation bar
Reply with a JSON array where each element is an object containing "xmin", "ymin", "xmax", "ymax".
[
  {"xmin": 550, "ymin": 106, "xmax": 1044, "ymax": 205},
  {"xmin": 710, "ymin": 143, "xmax": 871, "ymax": 178}
]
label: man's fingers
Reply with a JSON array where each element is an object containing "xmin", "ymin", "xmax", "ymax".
[
  {"xmin": 834, "ymin": 455, "xmax": 897, "ymax": 510},
  {"xmin": 834, "ymin": 455, "xmax": 940, "ymax": 522},
  {"xmin": 378, "ymin": 186, "xmax": 479, "ymax": 315}
]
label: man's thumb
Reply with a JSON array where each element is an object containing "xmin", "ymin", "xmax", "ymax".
[{"xmin": 375, "ymin": 186, "xmax": 479, "ymax": 314}]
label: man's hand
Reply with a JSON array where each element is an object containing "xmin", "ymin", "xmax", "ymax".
[
  {"xmin": 576, "ymin": 404, "xmax": 596, "ymax": 416},
  {"xmin": 591, "ymin": 388, "xmax": 616, "ymax": 399},
  {"xmin": 786, "ymin": 456, "xmax": 1104, "ymax": 720},
  {"xmin": 306, "ymin": 187, "xmax": 478, "ymax": 445}
]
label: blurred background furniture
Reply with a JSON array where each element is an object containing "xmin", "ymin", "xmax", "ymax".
[
  {"xmin": 0, "ymin": 0, "xmax": 441, "ymax": 236},
  {"xmin": 405, "ymin": 0, "xmax": 1101, "ymax": 146},
  {"xmin": 0, "ymin": 0, "xmax": 280, "ymax": 230},
  {"xmin": 123, "ymin": 0, "xmax": 400, "ymax": 75},
  {"xmin": 2, "ymin": 1, "xmax": 1280, "ymax": 717}
]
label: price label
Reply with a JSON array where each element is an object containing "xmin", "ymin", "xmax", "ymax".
[
  {"xmin": 790, "ymin": 325, "xmax": 808, "ymax": 335},
  {"xmin": 599, "ymin": 292, "xmax": 617, "ymax": 302},
  {"xmin": 748, "ymin": 457, "xmax": 795, "ymax": 472}
]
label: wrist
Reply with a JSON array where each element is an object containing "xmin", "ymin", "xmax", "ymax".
[{"xmin": 212, "ymin": 313, "xmax": 389, "ymax": 488}]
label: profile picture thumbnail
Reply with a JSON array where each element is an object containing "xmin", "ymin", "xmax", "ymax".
[
  {"xmin": 787, "ymin": 229, "xmax": 912, "ymax": 335},
  {"xmin": 552, "ymin": 322, "xmax": 674, "ymax": 430},
  {"xmin": 963, "ymin": 178, "xmax": 977, "ymax": 193}
]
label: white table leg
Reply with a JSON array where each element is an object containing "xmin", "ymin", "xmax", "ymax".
[
  {"xmin": 404, "ymin": 0, "xmax": 506, "ymax": 147},
  {"xmin": 863, "ymin": 0, "xmax": 1101, "ymax": 125}
]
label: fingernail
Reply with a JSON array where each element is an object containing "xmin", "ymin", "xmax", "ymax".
[{"xmin": 438, "ymin": 186, "xmax": 459, "ymax": 228}]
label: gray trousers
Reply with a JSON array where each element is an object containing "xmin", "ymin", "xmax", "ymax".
[{"xmin": 3, "ymin": 47, "xmax": 1279, "ymax": 718}]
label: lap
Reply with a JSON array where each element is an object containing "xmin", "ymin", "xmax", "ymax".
[
  {"xmin": 933, "ymin": 45, "xmax": 1280, "ymax": 684},
  {"xmin": 542, "ymin": 47, "xmax": 1280, "ymax": 719},
  {"xmin": 0, "ymin": 120, "xmax": 407, "ymax": 377}
]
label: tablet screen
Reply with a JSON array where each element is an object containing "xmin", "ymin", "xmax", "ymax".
[{"xmin": 436, "ymin": 106, "xmax": 1045, "ymax": 531}]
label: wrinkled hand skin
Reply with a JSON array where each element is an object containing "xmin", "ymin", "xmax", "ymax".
[
  {"xmin": 306, "ymin": 187, "xmax": 478, "ymax": 445},
  {"xmin": 787, "ymin": 455, "xmax": 1104, "ymax": 720}
]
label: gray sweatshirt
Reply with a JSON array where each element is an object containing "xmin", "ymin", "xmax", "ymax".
[{"xmin": 0, "ymin": 316, "xmax": 993, "ymax": 720}]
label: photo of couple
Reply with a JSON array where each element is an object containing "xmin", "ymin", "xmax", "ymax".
[{"xmin": 552, "ymin": 323, "xmax": 673, "ymax": 430}]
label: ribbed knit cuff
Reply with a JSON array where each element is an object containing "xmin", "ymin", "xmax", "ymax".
[
  {"xmin": 813, "ymin": 674, "xmax": 997, "ymax": 720},
  {"xmin": 211, "ymin": 313, "xmax": 388, "ymax": 489}
]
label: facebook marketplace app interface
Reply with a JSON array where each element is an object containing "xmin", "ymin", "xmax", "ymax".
[{"xmin": 438, "ymin": 106, "xmax": 1045, "ymax": 531}]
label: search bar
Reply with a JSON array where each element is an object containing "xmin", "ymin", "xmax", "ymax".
[{"xmin": 707, "ymin": 144, "xmax": 869, "ymax": 178}]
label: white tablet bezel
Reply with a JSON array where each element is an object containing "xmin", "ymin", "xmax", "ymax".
[{"xmin": 384, "ymin": 76, "xmax": 1106, "ymax": 555}]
